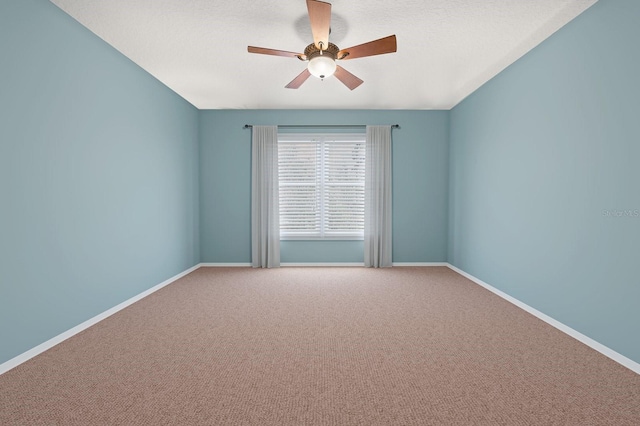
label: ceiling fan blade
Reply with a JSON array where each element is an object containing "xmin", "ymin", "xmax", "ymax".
[
  {"xmin": 285, "ymin": 69, "xmax": 312, "ymax": 89},
  {"xmin": 307, "ymin": 0, "xmax": 331, "ymax": 50},
  {"xmin": 338, "ymin": 35, "xmax": 397, "ymax": 60},
  {"xmin": 334, "ymin": 66, "xmax": 363, "ymax": 90},
  {"xmin": 248, "ymin": 46, "xmax": 303, "ymax": 59}
]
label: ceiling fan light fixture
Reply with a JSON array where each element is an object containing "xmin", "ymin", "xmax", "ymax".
[{"xmin": 308, "ymin": 55, "xmax": 336, "ymax": 79}]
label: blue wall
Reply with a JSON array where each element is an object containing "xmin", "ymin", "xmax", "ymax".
[
  {"xmin": 0, "ymin": 0, "xmax": 200, "ymax": 364},
  {"xmin": 199, "ymin": 110, "xmax": 449, "ymax": 263},
  {"xmin": 4, "ymin": 0, "xmax": 637, "ymax": 368},
  {"xmin": 449, "ymin": 0, "xmax": 640, "ymax": 363}
]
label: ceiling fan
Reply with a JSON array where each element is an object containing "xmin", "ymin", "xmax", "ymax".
[{"xmin": 247, "ymin": 0, "xmax": 397, "ymax": 90}]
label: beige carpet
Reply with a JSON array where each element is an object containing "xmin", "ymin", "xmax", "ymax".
[{"xmin": 1, "ymin": 267, "xmax": 639, "ymax": 425}]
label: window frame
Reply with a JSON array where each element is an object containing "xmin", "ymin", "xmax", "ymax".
[{"xmin": 278, "ymin": 132, "xmax": 366, "ymax": 241}]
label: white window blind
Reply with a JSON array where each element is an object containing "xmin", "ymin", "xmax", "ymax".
[{"xmin": 278, "ymin": 134, "xmax": 365, "ymax": 239}]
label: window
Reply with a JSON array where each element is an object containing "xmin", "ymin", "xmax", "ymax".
[{"xmin": 278, "ymin": 133, "xmax": 365, "ymax": 240}]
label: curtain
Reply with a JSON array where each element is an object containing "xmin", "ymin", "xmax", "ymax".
[
  {"xmin": 364, "ymin": 125, "xmax": 392, "ymax": 267},
  {"xmin": 251, "ymin": 126, "xmax": 280, "ymax": 268}
]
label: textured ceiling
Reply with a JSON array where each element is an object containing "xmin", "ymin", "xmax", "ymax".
[{"xmin": 50, "ymin": 0, "xmax": 597, "ymax": 110}]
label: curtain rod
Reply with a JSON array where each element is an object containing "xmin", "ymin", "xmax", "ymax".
[{"xmin": 243, "ymin": 124, "xmax": 400, "ymax": 129}]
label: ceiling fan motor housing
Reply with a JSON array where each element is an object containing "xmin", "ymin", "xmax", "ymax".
[{"xmin": 304, "ymin": 42, "xmax": 340, "ymax": 60}]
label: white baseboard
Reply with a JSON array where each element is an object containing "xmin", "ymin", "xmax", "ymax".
[
  {"xmin": 203, "ymin": 263, "xmax": 365, "ymax": 267},
  {"xmin": 282, "ymin": 262, "xmax": 364, "ymax": 267},
  {"xmin": 393, "ymin": 262, "xmax": 449, "ymax": 267},
  {"xmin": 446, "ymin": 263, "xmax": 640, "ymax": 375},
  {"xmin": 201, "ymin": 262, "xmax": 450, "ymax": 267},
  {"xmin": 285, "ymin": 263, "xmax": 449, "ymax": 267},
  {"xmin": 0, "ymin": 264, "xmax": 200, "ymax": 376},
  {"xmin": 199, "ymin": 263, "xmax": 252, "ymax": 267}
]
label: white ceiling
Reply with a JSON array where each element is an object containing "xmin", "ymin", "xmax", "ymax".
[{"xmin": 50, "ymin": 0, "xmax": 597, "ymax": 110}]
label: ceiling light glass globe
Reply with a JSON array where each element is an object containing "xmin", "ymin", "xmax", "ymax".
[{"xmin": 308, "ymin": 56, "xmax": 336, "ymax": 79}]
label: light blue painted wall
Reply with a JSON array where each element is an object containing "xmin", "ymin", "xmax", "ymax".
[
  {"xmin": 449, "ymin": 0, "xmax": 640, "ymax": 363},
  {"xmin": 199, "ymin": 110, "xmax": 449, "ymax": 263},
  {"xmin": 9, "ymin": 0, "xmax": 635, "ymax": 371},
  {"xmin": 0, "ymin": 0, "xmax": 200, "ymax": 364}
]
